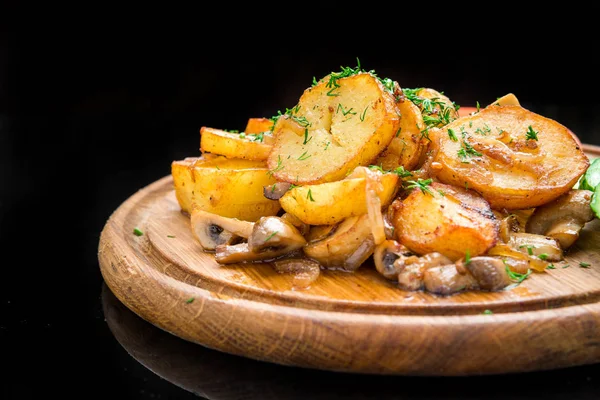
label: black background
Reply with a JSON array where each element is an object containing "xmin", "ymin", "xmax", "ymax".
[{"xmin": 2, "ymin": 19, "xmax": 600, "ymax": 399}]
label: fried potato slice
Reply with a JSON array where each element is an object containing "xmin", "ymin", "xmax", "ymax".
[
  {"xmin": 266, "ymin": 72, "xmax": 401, "ymax": 184},
  {"xmin": 391, "ymin": 182, "xmax": 499, "ymax": 261},
  {"xmin": 244, "ymin": 117, "xmax": 274, "ymax": 134},
  {"xmin": 426, "ymin": 104, "xmax": 589, "ymax": 210},
  {"xmin": 171, "ymin": 156, "xmax": 280, "ymax": 221},
  {"xmin": 373, "ymin": 96, "xmax": 426, "ymax": 171},
  {"xmin": 199, "ymin": 127, "xmax": 274, "ymax": 161},
  {"xmin": 412, "ymin": 88, "xmax": 460, "ymax": 129},
  {"xmin": 279, "ymin": 171, "xmax": 399, "ymax": 225}
]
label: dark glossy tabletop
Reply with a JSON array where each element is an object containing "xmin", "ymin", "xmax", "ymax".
[{"xmin": 2, "ymin": 33, "xmax": 600, "ymax": 399}]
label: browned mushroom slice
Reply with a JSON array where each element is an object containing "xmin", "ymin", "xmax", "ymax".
[
  {"xmin": 397, "ymin": 252, "xmax": 454, "ymax": 291},
  {"xmin": 303, "ymin": 214, "xmax": 375, "ymax": 271},
  {"xmin": 373, "ymin": 240, "xmax": 415, "ymax": 280},
  {"xmin": 190, "ymin": 209, "xmax": 254, "ymax": 251},
  {"xmin": 215, "ymin": 243, "xmax": 274, "ymax": 264},
  {"xmin": 248, "ymin": 216, "xmax": 307, "ymax": 254},
  {"xmin": 508, "ymin": 232, "xmax": 563, "ymax": 262},
  {"xmin": 215, "ymin": 216, "xmax": 306, "ymax": 264},
  {"xmin": 263, "ymin": 182, "xmax": 292, "ymax": 200},
  {"xmin": 423, "ymin": 264, "xmax": 479, "ymax": 295},
  {"xmin": 526, "ymin": 189, "xmax": 595, "ymax": 249},
  {"xmin": 462, "ymin": 256, "xmax": 512, "ymax": 291}
]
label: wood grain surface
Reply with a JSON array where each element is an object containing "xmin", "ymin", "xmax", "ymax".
[{"xmin": 98, "ymin": 144, "xmax": 600, "ymax": 376}]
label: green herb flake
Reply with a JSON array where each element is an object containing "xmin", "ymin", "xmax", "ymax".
[
  {"xmin": 447, "ymin": 128, "xmax": 458, "ymax": 141},
  {"xmin": 360, "ymin": 106, "xmax": 368, "ymax": 122},
  {"xmin": 546, "ymin": 263, "xmax": 556, "ymax": 270},
  {"xmin": 267, "ymin": 155, "xmax": 284, "ymax": 177},
  {"xmin": 580, "ymin": 262, "xmax": 591, "ymax": 268},
  {"xmin": 538, "ymin": 253, "xmax": 549, "ymax": 260},
  {"xmin": 185, "ymin": 297, "xmax": 195, "ymax": 304},
  {"xmin": 519, "ymin": 244, "xmax": 535, "ymax": 256},
  {"xmin": 457, "ymin": 139, "xmax": 483, "ymax": 162},
  {"xmin": 307, "ymin": 188, "xmax": 315, "ymax": 202},
  {"xmin": 302, "ymin": 128, "xmax": 312, "ymax": 145},
  {"xmin": 392, "ymin": 166, "xmax": 413, "ymax": 178},
  {"xmin": 464, "ymin": 250, "xmax": 472, "ymax": 265},
  {"xmin": 133, "ymin": 227, "xmax": 144, "ymax": 236},
  {"xmin": 505, "ymin": 263, "xmax": 532, "ymax": 284},
  {"xmin": 526, "ymin": 125, "xmax": 539, "ymax": 141},
  {"xmin": 264, "ymin": 231, "xmax": 279, "ymax": 242},
  {"xmin": 297, "ymin": 151, "xmax": 311, "ymax": 161},
  {"xmin": 405, "ymin": 178, "xmax": 433, "ymax": 195},
  {"xmin": 167, "ymin": 235, "xmax": 176, "ymax": 238},
  {"xmin": 483, "ymin": 309, "xmax": 493, "ymax": 315}
]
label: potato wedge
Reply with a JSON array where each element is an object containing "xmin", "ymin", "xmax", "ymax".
[
  {"xmin": 373, "ymin": 96, "xmax": 426, "ymax": 171},
  {"xmin": 426, "ymin": 104, "xmax": 589, "ymax": 210},
  {"xmin": 266, "ymin": 72, "xmax": 401, "ymax": 184},
  {"xmin": 171, "ymin": 156, "xmax": 280, "ymax": 221},
  {"xmin": 391, "ymin": 182, "xmax": 499, "ymax": 261},
  {"xmin": 244, "ymin": 117, "xmax": 274, "ymax": 134},
  {"xmin": 404, "ymin": 87, "xmax": 460, "ymax": 129},
  {"xmin": 199, "ymin": 126, "xmax": 274, "ymax": 161},
  {"xmin": 279, "ymin": 171, "xmax": 399, "ymax": 225},
  {"xmin": 489, "ymin": 93, "xmax": 520, "ymax": 107}
]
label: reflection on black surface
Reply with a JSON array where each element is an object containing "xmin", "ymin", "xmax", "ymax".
[{"xmin": 100, "ymin": 283, "xmax": 600, "ymax": 400}]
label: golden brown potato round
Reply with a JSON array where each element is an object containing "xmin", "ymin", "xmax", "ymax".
[
  {"xmin": 426, "ymin": 104, "xmax": 589, "ymax": 210},
  {"xmin": 267, "ymin": 72, "xmax": 401, "ymax": 185},
  {"xmin": 391, "ymin": 182, "xmax": 499, "ymax": 261},
  {"xmin": 373, "ymin": 96, "xmax": 426, "ymax": 171}
]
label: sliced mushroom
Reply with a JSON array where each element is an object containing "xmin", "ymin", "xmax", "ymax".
[
  {"xmin": 462, "ymin": 256, "xmax": 511, "ymax": 291},
  {"xmin": 248, "ymin": 216, "xmax": 306, "ymax": 254},
  {"xmin": 215, "ymin": 216, "xmax": 307, "ymax": 264},
  {"xmin": 303, "ymin": 214, "xmax": 375, "ymax": 271},
  {"xmin": 272, "ymin": 258, "xmax": 321, "ymax": 289},
  {"xmin": 526, "ymin": 189, "xmax": 595, "ymax": 249},
  {"xmin": 498, "ymin": 213, "xmax": 521, "ymax": 243},
  {"xmin": 397, "ymin": 252, "xmax": 454, "ymax": 291},
  {"xmin": 215, "ymin": 242, "xmax": 270, "ymax": 264},
  {"xmin": 373, "ymin": 240, "xmax": 414, "ymax": 280},
  {"xmin": 423, "ymin": 264, "xmax": 479, "ymax": 295},
  {"xmin": 190, "ymin": 209, "xmax": 254, "ymax": 251},
  {"xmin": 508, "ymin": 232, "xmax": 563, "ymax": 262},
  {"xmin": 263, "ymin": 182, "xmax": 292, "ymax": 200}
]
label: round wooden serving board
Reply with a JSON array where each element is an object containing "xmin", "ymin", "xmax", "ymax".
[{"xmin": 98, "ymin": 144, "xmax": 600, "ymax": 376}]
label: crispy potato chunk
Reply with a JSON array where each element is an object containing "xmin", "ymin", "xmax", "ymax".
[
  {"xmin": 244, "ymin": 117, "xmax": 274, "ymax": 134},
  {"xmin": 171, "ymin": 156, "xmax": 280, "ymax": 221},
  {"xmin": 426, "ymin": 104, "xmax": 589, "ymax": 210},
  {"xmin": 266, "ymin": 72, "xmax": 401, "ymax": 184},
  {"xmin": 279, "ymin": 171, "xmax": 399, "ymax": 225},
  {"xmin": 412, "ymin": 88, "xmax": 460, "ymax": 128},
  {"xmin": 373, "ymin": 97, "xmax": 426, "ymax": 171},
  {"xmin": 199, "ymin": 126, "xmax": 274, "ymax": 161},
  {"xmin": 391, "ymin": 182, "xmax": 499, "ymax": 261}
]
